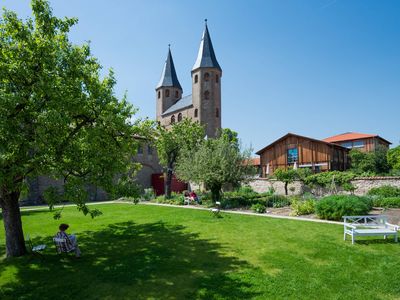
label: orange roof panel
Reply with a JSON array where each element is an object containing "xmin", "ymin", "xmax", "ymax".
[
  {"xmin": 244, "ymin": 157, "xmax": 260, "ymax": 166},
  {"xmin": 323, "ymin": 132, "xmax": 377, "ymax": 143},
  {"xmin": 323, "ymin": 132, "xmax": 391, "ymax": 144}
]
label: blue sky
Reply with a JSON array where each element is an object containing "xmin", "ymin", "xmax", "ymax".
[{"xmin": 2, "ymin": 0, "xmax": 400, "ymax": 153}]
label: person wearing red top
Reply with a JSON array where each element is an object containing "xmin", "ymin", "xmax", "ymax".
[{"xmin": 189, "ymin": 191, "xmax": 199, "ymax": 203}]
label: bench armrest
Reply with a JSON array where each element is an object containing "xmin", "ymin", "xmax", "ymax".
[
  {"xmin": 386, "ymin": 223, "xmax": 400, "ymax": 231},
  {"xmin": 344, "ymin": 223, "xmax": 357, "ymax": 230}
]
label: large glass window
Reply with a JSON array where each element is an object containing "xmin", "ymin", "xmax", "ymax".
[
  {"xmin": 341, "ymin": 142, "xmax": 353, "ymax": 149},
  {"xmin": 287, "ymin": 148, "xmax": 298, "ymax": 164},
  {"xmin": 353, "ymin": 140, "xmax": 365, "ymax": 148}
]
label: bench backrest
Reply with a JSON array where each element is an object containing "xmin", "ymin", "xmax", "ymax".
[
  {"xmin": 53, "ymin": 237, "xmax": 74, "ymax": 253},
  {"xmin": 343, "ymin": 215, "xmax": 388, "ymax": 227}
]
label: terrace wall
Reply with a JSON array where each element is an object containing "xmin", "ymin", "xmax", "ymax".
[{"xmin": 249, "ymin": 177, "xmax": 400, "ymax": 196}]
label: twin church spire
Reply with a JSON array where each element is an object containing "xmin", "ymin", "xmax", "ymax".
[
  {"xmin": 156, "ymin": 46, "xmax": 182, "ymax": 90},
  {"xmin": 156, "ymin": 21, "xmax": 221, "ymax": 90},
  {"xmin": 155, "ymin": 21, "xmax": 222, "ymax": 138}
]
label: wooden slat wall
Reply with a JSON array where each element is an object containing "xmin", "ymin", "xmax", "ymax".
[{"xmin": 260, "ymin": 135, "xmax": 349, "ymax": 177}]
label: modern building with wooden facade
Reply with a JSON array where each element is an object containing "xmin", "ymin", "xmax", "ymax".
[
  {"xmin": 323, "ymin": 132, "xmax": 391, "ymax": 152},
  {"xmin": 256, "ymin": 133, "xmax": 350, "ymax": 177}
]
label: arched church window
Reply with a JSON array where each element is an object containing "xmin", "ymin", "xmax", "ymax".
[
  {"xmin": 204, "ymin": 90, "xmax": 210, "ymax": 100},
  {"xmin": 216, "ymin": 74, "xmax": 219, "ymax": 83},
  {"xmin": 204, "ymin": 73, "xmax": 210, "ymax": 81},
  {"xmin": 216, "ymin": 108, "xmax": 219, "ymax": 118},
  {"xmin": 178, "ymin": 113, "xmax": 182, "ymax": 122},
  {"xmin": 158, "ymin": 91, "xmax": 161, "ymax": 99},
  {"xmin": 175, "ymin": 90, "xmax": 179, "ymax": 98},
  {"xmin": 165, "ymin": 89, "xmax": 170, "ymax": 97},
  {"xmin": 194, "ymin": 74, "xmax": 198, "ymax": 83},
  {"xmin": 194, "ymin": 109, "xmax": 198, "ymax": 118},
  {"xmin": 171, "ymin": 115, "xmax": 175, "ymax": 124}
]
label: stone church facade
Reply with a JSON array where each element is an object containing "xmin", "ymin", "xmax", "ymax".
[{"xmin": 156, "ymin": 22, "xmax": 222, "ymax": 138}]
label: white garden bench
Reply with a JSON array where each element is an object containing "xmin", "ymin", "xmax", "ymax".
[{"xmin": 343, "ymin": 215, "xmax": 399, "ymax": 244}]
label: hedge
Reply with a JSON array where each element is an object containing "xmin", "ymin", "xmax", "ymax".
[{"xmin": 315, "ymin": 195, "xmax": 372, "ymax": 221}]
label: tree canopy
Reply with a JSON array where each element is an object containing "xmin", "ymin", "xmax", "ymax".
[
  {"xmin": 349, "ymin": 146, "xmax": 390, "ymax": 175},
  {"xmin": 154, "ymin": 119, "xmax": 204, "ymax": 198},
  {"xmin": 175, "ymin": 132, "xmax": 254, "ymax": 202},
  {"xmin": 387, "ymin": 146, "xmax": 400, "ymax": 172},
  {"xmin": 0, "ymin": 0, "xmax": 148, "ymax": 257}
]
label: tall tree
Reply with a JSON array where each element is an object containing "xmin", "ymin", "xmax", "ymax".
[
  {"xmin": 388, "ymin": 145, "xmax": 400, "ymax": 171},
  {"xmin": 154, "ymin": 119, "xmax": 204, "ymax": 198},
  {"xmin": 0, "ymin": 0, "xmax": 146, "ymax": 257},
  {"xmin": 175, "ymin": 132, "xmax": 254, "ymax": 202},
  {"xmin": 349, "ymin": 145, "xmax": 390, "ymax": 175}
]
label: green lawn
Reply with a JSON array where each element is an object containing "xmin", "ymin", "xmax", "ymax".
[{"xmin": 0, "ymin": 203, "xmax": 399, "ymax": 299}]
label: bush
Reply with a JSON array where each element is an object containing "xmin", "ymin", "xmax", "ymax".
[
  {"xmin": 266, "ymin": 195, "xmax": 290, "ymax": 208},
  {"xmin": 290, "ymin": 197, "xmax": 316, "ymax": 216},
  {"xmin": 141, "ymin": 188, "xmax": 155, "ymax": 201},
  {"xmin": 303, "ymin": 171, "xmax": 356, "ymax": 191},
  {"xmin": 237, "ymin": 185, "xmax": 255, "ymax": 194},
  {"xmin": 367, "ymin": 185, "xmax": 400, "ymax": 198},
  {"xmin": 153, "ymin": 193, "xmax": 184, "ymax": 205},
  {"xmin": 372, "ymin": 197, "xmax": 400, "ymax": 208},
  {"xmin": 315, "ymin": 195, "xmax": 372, "ymax": 221},
  {"xmin": 251, "ymin": 203, "xmax": 266, "ymax": 213}
]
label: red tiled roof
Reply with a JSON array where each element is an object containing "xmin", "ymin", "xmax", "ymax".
[
  {"xmin": 251, "ymin": 157, "xmax": 260, "ymax": 166},
  {"xmin": 244, "ymin": 157, "xmax": 260, "ymax": 166},
  {"xmin": 323, "ymin": 132, "xmax": 391, "ymax": 144}
]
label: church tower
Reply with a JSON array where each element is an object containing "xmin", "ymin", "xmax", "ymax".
[
  {"xmin": 191, "ymin": 20, "xmax": 222, "ymax": 138},
  {"xmin": 156, "ymin": 46, "xmax": 183, "ymax": 121}
]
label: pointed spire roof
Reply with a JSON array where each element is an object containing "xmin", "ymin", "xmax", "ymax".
[
  {"xmin": 156, "ymin": 46, "xmax": 182, "ymax": 90},
  {"xmin": 192, "ymin": 20, "xmax": 221, "ymax": 72}
]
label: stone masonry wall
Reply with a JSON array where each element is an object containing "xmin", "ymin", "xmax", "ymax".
[
  {"xmin": 351, "ymin": 177, "xmax": 400, "ymax": 196},
  {"xmin": 249, "ymin": 178, "xmax": 303, "ymax": 195},
  {"xmin": 249, "ymin": 177, "xmax": 400, "ymax": 196}
]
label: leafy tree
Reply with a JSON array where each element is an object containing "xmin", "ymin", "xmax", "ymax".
[
  {"xmin": 175, "ymin": 132, "xmax": 254, "ymax": 202},
  {"xmin": 374, "ymin": 145, "xmax": 390, "ymax": 174},
  {"xmin": 154, "ymin": 119, "xmax": 204, "ymax": 198},
  {"xmin": 221, "ymin": 128, "xmax": 239, "ymax": 147},
  {"xmin": 273, "ymin": 168, "xmax": 298, "ymax": 195},
  {"xmin": 0, "ymin": 0, "xmax": 147, "ymax": 257},
  {"xmin": 388, "ymin": 145, "xmax": 400, "ymax": 171},
  {"xmin": 349, "ymin": 145, "xmax": 390, "ymax": 175}
]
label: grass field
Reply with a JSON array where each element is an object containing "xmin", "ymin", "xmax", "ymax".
[{"xmin": 0, "ymin": 203, "xmax": 399, "ymax": 299}]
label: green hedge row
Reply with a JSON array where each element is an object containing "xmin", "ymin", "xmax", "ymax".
[
  {"xmin": 367, "ymin": 185, "xmax": 400, "ymax": 198},
  {"xmin": 372, "ymin": 197, "xmax": 400, "ymax": 208},
  {"xmin": 315, "ymin": 195, "xmax": 372, "ymax": 221},
  {"xmin": 221, "ymin": 194, "xmax": 290, "ymax": 209}
]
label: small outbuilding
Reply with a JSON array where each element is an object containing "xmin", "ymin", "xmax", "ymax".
[{"xmin": 256, "ymin": 133, "xmax": 350, "ymax": 177}]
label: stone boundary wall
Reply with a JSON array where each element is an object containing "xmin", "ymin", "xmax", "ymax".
[
  {"xmin": 249, "ymin": 177, "xmax": 400, "ymax": 196},
  {"xmin": 351, "ymin": 177, "xmax": 400, "ymax": 196}
]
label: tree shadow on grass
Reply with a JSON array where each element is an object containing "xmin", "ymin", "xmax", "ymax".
[
  {"xmin": 0, "ymin": 221, "xmax": 259, "ymax": 299},
  {"xmin": 353, "ymin": 238, "xmax": 399, "ymax": 245}
]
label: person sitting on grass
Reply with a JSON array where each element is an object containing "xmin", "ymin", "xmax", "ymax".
[{"xmin": 55, "ymin": 223, "xmax": 81, "ymax": 258}]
